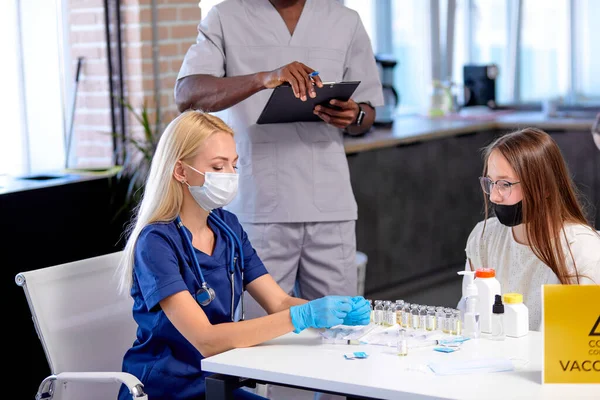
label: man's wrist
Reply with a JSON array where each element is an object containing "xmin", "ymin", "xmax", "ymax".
[
  {"xmin": 254, "ymin": 71, "xmax": 269, "ymax": 91},
  {"xmin": 354, "ymin": 103, "xmax": 366, "ymax": 126}
]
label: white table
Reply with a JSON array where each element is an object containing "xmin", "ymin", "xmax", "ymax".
[{"xmin": 202, "ymin": 329, "xmax": 600, "ymax": 400}]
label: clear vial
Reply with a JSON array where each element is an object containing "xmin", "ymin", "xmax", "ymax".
[
  {"xmin": 367, "ymin": 299, "xmax": 373, "ymax": 323},
  {"xmin": 426, "ymin": 306, "xmax": 436, "ymax": 331},
  {"xmin": 387, "ymin": 300, "xmax": 396, "ymax": 326},
  {"xmin": 397, "ymin": 329, "xmax": 408, "ymax": 356},
  {"xmin": 411, "ymin": 304, "xmax": 420, "ymax": 330},
  {"xmin": 443, "ymin": 307, "xmax": 453, "ymax": 334},
  {"xmin": 374, "ymin": 300, "xmax": 384, "ymax": 325},
  {"xmin": 451, "ymin": 309, "xmax": 462, "ymax": 335},
  {"xmin": 418, "ymin": 305, "xmax": 427, "ymax": 331},
  {"xmin": 381, "ymin": 301, "xmax": 389, "ymax": 326},
  {"xmin": 435, "ymin": 306, "xmax": 446, "ymax": 332},
  {"xmin": 383, "ymin": 300, "xmax": 393, "ymax": 326},
  {"xmin": 401, "ymin": 302, "xmax": 411, "ymax": 328},
  {"xmin": 394, "ymin": 300, "xmax": 404, "ymax": 326}
]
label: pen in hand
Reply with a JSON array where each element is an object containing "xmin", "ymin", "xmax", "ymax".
[
  {"xmin": 309, "ymin": 71, "xmax": 321, "ymax": 86},
  {"xmin": 309, "ymin": 71, "xmax": 323, "ymax": 93}
]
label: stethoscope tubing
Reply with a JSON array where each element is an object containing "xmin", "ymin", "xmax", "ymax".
[
  {"xmin": 175, "ymin": 213, "xmax": 245, "ymax": 321},
  {"xmin": 208, "ymin": 212, "xmax": 245, "ymax": 321}
]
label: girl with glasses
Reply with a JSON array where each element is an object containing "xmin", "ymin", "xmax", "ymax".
[{"xmin": 464, "ymin": 127, "xmax": 599, "ymax": 331}]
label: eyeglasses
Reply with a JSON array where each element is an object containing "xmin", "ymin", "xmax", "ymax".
[{"xmin": 479, "ymin": 176, "xmax": 521, "ymax": 198}]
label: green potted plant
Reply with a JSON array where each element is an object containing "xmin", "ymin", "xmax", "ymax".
[{"xmin": 110, "ymin": 99, "xmax": 162, "ymax": 238}]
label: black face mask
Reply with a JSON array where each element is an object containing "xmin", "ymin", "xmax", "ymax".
[{"xmin": 493, "ymin": 201, "xmax": 524, "ymax": 227}]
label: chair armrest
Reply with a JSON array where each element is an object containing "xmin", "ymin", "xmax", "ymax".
[{"xmin": 37, "ymin": 372, "xmax": 147, "ymax": 400}]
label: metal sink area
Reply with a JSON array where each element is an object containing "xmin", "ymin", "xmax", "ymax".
[
  {"xmin": 553, "ymin": 104, "xmax": 599, "ymax": 119},
  {"xmin": 553, "ymin": 110, "xmax": 599, "ymax": 119},
  {"xmin": 497, "ymin": 102, "xmax": 599, "ymax": 118}
]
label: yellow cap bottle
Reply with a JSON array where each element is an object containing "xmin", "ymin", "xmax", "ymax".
[
  {"xmin": 503, "ymin": 293, "xmax": 523, "ymax": 304},
  {"xmin": 502, "ymin": 293, "xmax": 528, "ymax": 337}
]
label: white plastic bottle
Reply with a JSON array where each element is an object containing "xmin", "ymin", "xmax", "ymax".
[
  {"xmin": 473, "ymin": 268, "xmax": 501, "ymax": 334},
  {"xmin": 458, "ymin": 271, "xmax": 480, "ymax": 338},
  {"xmin": 503, "ymin": 293, "xmax": 529, "ymax": 337}
]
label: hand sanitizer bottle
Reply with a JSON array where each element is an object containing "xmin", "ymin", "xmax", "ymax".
[{"xmin": 458, "ymin": 270, "xmax": 480, "ymax": 339}]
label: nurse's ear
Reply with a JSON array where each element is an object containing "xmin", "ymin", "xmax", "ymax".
[{"xmin": 173, "ymin": 160, "xmax": 187, "ymax": 183}]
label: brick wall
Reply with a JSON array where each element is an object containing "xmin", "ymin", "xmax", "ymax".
[{"xmin": 68, "ymin": 0, "xmax": 203, "ymax": 168}]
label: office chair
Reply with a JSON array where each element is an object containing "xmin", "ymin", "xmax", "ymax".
[{"xmin": 15, "ymin": 251, "xmax": 147, "ymax": 400}]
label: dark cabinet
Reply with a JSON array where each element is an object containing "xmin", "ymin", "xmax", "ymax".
[
  {"xmin": 1, "ymin": 178, "xmax": 125, "ymax": 396},
  {"xmin": 547, "ymin": 130, "xmax": 599, "ymax": 226}
]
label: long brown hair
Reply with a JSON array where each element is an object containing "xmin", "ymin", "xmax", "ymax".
[{"xmin": 481, "ymin": 127, "xmax": 593, "ymax": 284}]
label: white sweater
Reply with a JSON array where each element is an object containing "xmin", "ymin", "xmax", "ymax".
[{"xmin": 465, "ymin": 217, "xmax": 600, "ymax": 331}]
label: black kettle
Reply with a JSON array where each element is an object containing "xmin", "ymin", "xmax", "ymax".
[{"xmin": 374, "ymin": 54, "xmax": 399, "ymax": 127}]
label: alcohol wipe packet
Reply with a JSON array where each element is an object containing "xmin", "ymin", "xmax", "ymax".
[
  {"xmin": 434, "ymin": 346, "xmax": 460, "ymax": 353},
  {"xmin": 343, "ymin": 351, "xmax": 369, "ymax": 360}
]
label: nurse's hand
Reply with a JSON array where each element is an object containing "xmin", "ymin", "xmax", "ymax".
[
  {"xmin": 289, "ymin": 295, "xmax": 353, "ymax": 333},
  {"xmin": 342, "ymin": 296, "xmax": 371, "ymax": 326},
  {"xmin": 314, "ymin": 99, "xmax": 360, "ymax": 129},
  {"xmin": 261, "ymin": 61, "xmax": 323, "ymax": 101}
]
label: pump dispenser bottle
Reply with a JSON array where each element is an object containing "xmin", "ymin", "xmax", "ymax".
[
  {"xmin": 457, "ymin": 270, "xmax": 480, "ymax": 339},
  {"xmin": 491, "ymin": 294, "xmax": 505, "ymax": 341}
]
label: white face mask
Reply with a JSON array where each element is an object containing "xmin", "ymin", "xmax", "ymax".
[{"xmin": 184, "ymin": 164, "xmax": 239, "ymax": 211}]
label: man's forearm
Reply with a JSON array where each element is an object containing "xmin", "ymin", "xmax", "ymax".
[
  {"xmin": 175, "ymin": 73, "xmax": 267, "ymax": 113},
  {"xmin": 345, "ymin": 103, "xmax": 375, "ymax": 136}
]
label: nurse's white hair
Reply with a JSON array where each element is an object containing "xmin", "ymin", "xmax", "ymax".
[{"xmin": 117, "ymin": 110, "xmax": 234, "ymax": 294}]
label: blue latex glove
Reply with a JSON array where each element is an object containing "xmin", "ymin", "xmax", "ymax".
[
  {"xmin": 290, "ymin": 296, "xmax": 353, "ymax": 333},
  {"xmin": 342, "ymin": 296, "xmax": 371, "ymax": 326}
]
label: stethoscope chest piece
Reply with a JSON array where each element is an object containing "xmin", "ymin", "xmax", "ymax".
[{"xmin": 196, "ymin": 285, "xmax": 216, "ymax": 306}]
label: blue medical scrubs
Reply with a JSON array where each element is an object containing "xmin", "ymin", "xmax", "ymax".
[{"xmin": 118, "ymin": 208, "xmax": 268, "ymax": 400}]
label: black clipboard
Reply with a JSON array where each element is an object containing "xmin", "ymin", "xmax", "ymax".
[{"xmin": 256, "ymin": 81, "xmax": 361, "ymax": 124}]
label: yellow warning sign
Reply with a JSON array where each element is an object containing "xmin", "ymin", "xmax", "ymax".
[{"xmin": 543, "ymin": 285, "xmax": 600, "ymax": 383}]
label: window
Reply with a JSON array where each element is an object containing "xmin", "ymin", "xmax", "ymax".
[
  {"xmin": 519, "ymin": 0, "xmax": 569, "ymax": 102},
  {"xmin": 574, "ymin": 0, "xmax": 600, "ymax": 100},
  {"xmin": 346, "ymin": 0, "xmax": 431, "ymax": 113},
  {"xmin": 0, "ymin": 0, "xmax": 69, "ymax": 177},
  {"xmin": 453, "ymin": 0, "xmax": 512, "ymax": 104},
  {"xmin": 343, "ymin": 1, "xmax": 377, "ymax": 51},
  {"xmin": 0, "ymin": 0, "xmax": 27, "ymax": 177},
  {"xmin": 452, "ymin": 0, "xmax": 599, "ymax": 104},
  {"xmin": 390, "ymin": 1, "xmax": 431, "ymax": 112}
]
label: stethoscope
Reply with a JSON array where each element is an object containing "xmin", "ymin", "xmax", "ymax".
[{"xmin": 175, "ymin": 213, "xmax": 245, "ymax": 322}]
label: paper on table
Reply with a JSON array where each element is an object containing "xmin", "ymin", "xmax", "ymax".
[{"xmin": 428, "ymin": 358, "xmax": 514, "ymax": 375}]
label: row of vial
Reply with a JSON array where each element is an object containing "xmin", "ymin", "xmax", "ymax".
[{"xmin": 369, "ymin": 300, "xmax": 462, "ymax": 335}]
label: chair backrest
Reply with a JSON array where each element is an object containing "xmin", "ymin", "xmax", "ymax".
[{"xmin": 16, "ymin": 251, "xmax": 136, "ymax": 398}]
